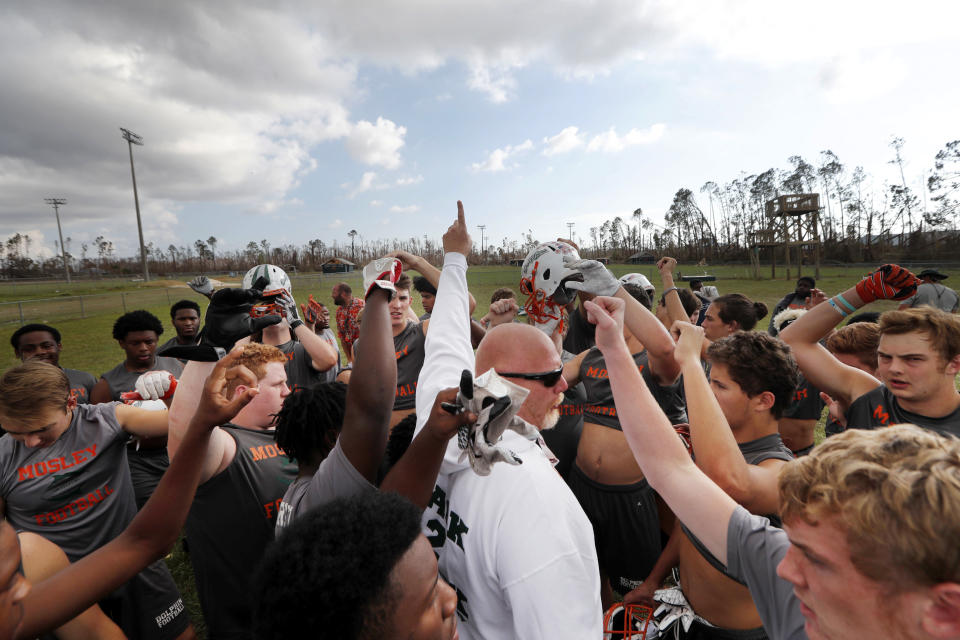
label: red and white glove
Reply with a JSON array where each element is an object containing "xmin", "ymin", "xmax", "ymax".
[
  {"xmin": 363, "ymin": 257, "xmax": 403, "ymax": 300},
  {"xmin": 122, "ymin": 371, "xmax": 178, "ymax": 402},
  {"xmin": 855, "ymin": 264, "xmax": 920, "ymax": 303}
]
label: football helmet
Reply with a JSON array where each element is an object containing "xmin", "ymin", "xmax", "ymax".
[
  {"xmin": 519, "ymin": 241, "xmax": 582, "ymax": 336},
  {"xmin": 603, "ymin": 603, "xmax": 653, "ymax": 640},
  {"xmin": 242, "ymin": 264, "xmax": 292, "ymax": 319}
]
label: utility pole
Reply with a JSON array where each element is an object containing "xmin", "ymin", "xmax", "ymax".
[
  {"xmin": 44, "ymin": 198, "xmax": 71, "ymax": 283},
  {"xmin": 566, "ymin": 222, "xmax": 575, "ymax": 242},
  {"xmin": 120, "ymin": 127, "xmax": 149, "ymax": 281},
  {"xmin": 477, "ymin": 225, "xmax": 486, "ymax": 262}
]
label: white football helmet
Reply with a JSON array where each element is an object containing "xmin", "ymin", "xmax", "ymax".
[
  {"xmin": 242, "ymin": 264, "xmax": 291, "ymax": 295},
  {"xmin": 619, "ymin": 273, "xmax": 655, "ymax": 296},
  {"xmin": 519, "ymin": 242, "xmax": 583, "ymax": 336}
]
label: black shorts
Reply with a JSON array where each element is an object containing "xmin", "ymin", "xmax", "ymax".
[
  {"xmin": 569, "ymin": 464, "xmax": 661, "ymax": 593},
  {"xmin": 678, "ymin": 620, "xmax": 767, "ymax": 639},
  {"xmin": 100, "ymin": 558, "xmax": 190, "ymax": 640},
  {"xmin": 127, "ymin": 445, "xmax": 170, "ymax": 510}
]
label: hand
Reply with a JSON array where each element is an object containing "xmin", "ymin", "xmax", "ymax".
[
  {"xmin": 670, "ymin": 321, "xmax": 703, "ymax": 365},
  {"xmin": 855, "ymin": 264, "xmax": 920, "ymax": 303},
  {"xmin": 623, "ymin": 580, "xmax": 659, "ymax": 608},
  {"xmin": 424, "ymin": 387, "xmax": 479, "ymax": 443},
  {"xmin": 805, "ymin": 288, "xmax": 827, "ymax": 310},
  {"xmin": 188, "ymin": 275, "xmax": 214, "ymax": 298},
  {"xmin": 192, "ymin": 347, "xmax": 260, "ymax": 428},
  {"xmin": 127, "ymin": 371, "xmax": 178, "ymax": 402},
  {"xmin": 484, "ymin": 298, "xmax": 519, "ymax": 328},
  {"xmin": 200, "ymin": 283, "xmax": 282, "ymax": 350},
  {"xmin": 300, "ymin": 294, "xmax": 324, "ymax": 329},
  {"xmin": 564, "ymin": 259, "xmax": 620, "ymax": 296},
  {"xmin": 657, "ymin": 256, "xmax": 677, "ymax": 276},
  {"xmin": 820, "ymin": 392, "xmax": 847, "ymax": 430},
  {"xmin": 276, "ymin": 290, "xmax": 303, "ymax": 329},
  {"xmin": 583, "ymin": 296, "xmax": 627, "ymax": 355},
  {"xmin": 442, "ymin": 201, "xmax": 472, "ymax": 255},
  {"xmin": 386, "ymin": 249, "xmax": 421, "ymax": 272},
  {"xmin": 363, "ymin": 257, "xmax": 403, "ymax": 300}
]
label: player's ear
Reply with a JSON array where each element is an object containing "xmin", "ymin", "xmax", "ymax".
[
  {"xmin": 944, "ymin": 354, "xmax": 960, "ymax": 376},
  {"xmin": 752, "ymin": 390, "xmax": 776, "ymax": 414},
  {"xmin": 921, "ymin": 583, "xmax": 960, "ymax": 638}
]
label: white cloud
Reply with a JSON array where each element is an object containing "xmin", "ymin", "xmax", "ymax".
[
  {"xmin": 395, "ymin": 174, "xmax": 423, "ymax": 186},
  {"xmin": 467, "ymin": 59, "xmax": 521, "ymax": 103},
  {"xmin": 370, "ymin": 199, "xmax": 382, "ymax": 206},
  {"xmin": 542, "ymin": 126, "xmax": 584, "ymax": 156},
  {"xmin": 328, "ymin": 219, "xmax": 344, "ymax": 229},
  {"xmin": 389, "ymin": 204, "xmax": 420, "ymax": 213},
  {"xmin": 587, "ymin": 124, "xmax": 666, "ymax": 153},
  {"xmin": 345, "ymin": 171, "xmax": 378, "ymax": 199},
  {"xmin": 343, "ymin": 117, "xmax": 406, "ymax": 169},
  {"xmin": 471, "ymin": 139, "xmax": 534, "ymax": 172}
]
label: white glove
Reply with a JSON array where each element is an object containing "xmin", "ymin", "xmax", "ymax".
[
  {"xmin": 363, "ymin": 257, "xmax": 403, "ymax": 300},
  {"xmin": 564, "ymin": 259, "xmax": 620, "ymax": 296},
  {"xmin": 132, "ymin": 371, "xmax": 178, "ymax": 401},
  {"xmin": 652, "ymin": 587, "xmax": 696, "ymax": 634},
  {"xmin": 188, "ymin": 275, "xmax": 214, "ymax": 297}
]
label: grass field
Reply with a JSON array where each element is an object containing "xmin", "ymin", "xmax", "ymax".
[{"xmin": 0, "ymin": 263, "xmax": 911, "ymax": 638}]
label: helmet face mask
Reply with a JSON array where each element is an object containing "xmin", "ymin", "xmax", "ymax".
[
  {"xmin": 243, "ymin": 264, "xmax": 291, "ymax": 321},
  {"xmin": 519, "ymin": 242, "xmax": 581, "ymax": 336}
]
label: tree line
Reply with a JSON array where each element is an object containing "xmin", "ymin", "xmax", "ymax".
[{"xmin": 4, "ymin": 136, "xmax": 959, "ymax": 279}]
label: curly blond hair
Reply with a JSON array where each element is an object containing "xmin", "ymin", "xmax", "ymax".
[{"xmin": 779, "ymin": 425, "xmax": 960, "ymax": 590}]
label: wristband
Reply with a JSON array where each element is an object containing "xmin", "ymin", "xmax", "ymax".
[
  {"xmin": 836, "ymin": 294, "xmax": 857, "ymax": 313},
  {"xmin": 827, "ymin": 298, "xmax": 848, "ymax": 318},
  {"xmin": 289, "ymin": 319, "xmax": 304, "ymax": 331},
  {"xmin": 663, "ymin": 286, "xmax": 679, "ymax": 296}
]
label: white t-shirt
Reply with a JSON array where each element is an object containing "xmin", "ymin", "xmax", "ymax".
[{"xmin": 415, "ymin": 252, "xmax": 602, "ymax": 640}]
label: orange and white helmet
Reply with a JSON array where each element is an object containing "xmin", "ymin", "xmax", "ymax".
[
  {"xmin": 519, "ymin": 241, "xmax": 582, "ymax": 336},
  {"xmin": 603, "ymin": 603, "xmax": 653, "ymax": 640}
]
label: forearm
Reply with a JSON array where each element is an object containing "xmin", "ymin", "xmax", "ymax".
[
  {"xmin": 781, "ymin": 286, "xmax": 865, "ymax": 345},
  {"xmin": 681, "ymin": 358, "xmax": 753, "ymax": 501},
  {"xmin": 616, "ymin": 287, "xmax": 679, "ymax": 381},
  {"xmin": 293, "ymin": 323, "xmax": 338, "ymax": 371},
  {"xmin": 380, "ymin": 424, "xmax": 448, "ymax": 509},
  {"xmin": 167, "ymin": 361, "xmax": 216, "ymax": 458},
  {"xmin": 660, "ymin": 271, "xmax": 691, "ymax": 326},
  {"xmin": 470, "ymin": 319, "xmax": 486, "ymax": 349},
  {"xmin": 415, "ymin": 253, "xmax": 473, "ymax": 432},
  {"xmin": 338, "ymin": 291, "xmax": 395, "ymax": 482}
]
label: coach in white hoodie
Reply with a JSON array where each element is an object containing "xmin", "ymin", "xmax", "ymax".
[{"xmin": 414, "ymin": 203, "xmax": 601, "ymax": 640}]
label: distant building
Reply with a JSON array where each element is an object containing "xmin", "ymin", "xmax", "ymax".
[
  {"xmin": 321, "ymin": 257, "xmax": 356, "ymax": 273},
  {"xmin": 627, "ymin": 251, "xmax": 656, "ymax": 264}
]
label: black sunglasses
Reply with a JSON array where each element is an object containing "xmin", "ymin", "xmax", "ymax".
[{"xmin": 497, "ymin": 367, "xmax": 564, "ymax": 387}]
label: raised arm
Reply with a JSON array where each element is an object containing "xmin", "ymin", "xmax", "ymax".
[
  {"xmin": 657, "ymin": 257, "xmax": 694, "ymax": 328},
  {"xmin": 336, "ymin": 280, "xmax": 396, "ymax": 484},
  {"xmin": 390, "ymin": 249, "xmax": 478, "ymax": 316},
  {"xmin": 617, "ymin": 286, "xmax": 680, "ymax": 383},
  {"xmin": 673, "ymin": 322, "xmax": 784, "ymax": 515},
  {"xmin": 381, "ymin": 388, "xmax": 475, "ymax": 508},
  {"xmin": 585, "ymin": 296, "xmax": 737, "ymax": 563},
  {"xmin": 779, "ymin": 265, "xmax": 920, "ymax": 406},
  {"xmin": 16, "ymin": 351, "xmax": 258, "ymax": 640}
]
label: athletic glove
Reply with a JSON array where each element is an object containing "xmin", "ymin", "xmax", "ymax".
[
  {"xmin": 855, "ymin": 264, "xmax": 920, "ymax": 303},
  {"xmin": 563, "ymin": 259, "xmax": 620, "ymax": 297},
  {"xmin": 363, "ymin": 257, "xmax": 403, "ymax": 300},
  {"xmin": 188, "ymin": 275, "xmax": 214, "ymax": 298},
  {"xmin": 300, "ymin": 294, "xmax": 323, "ymax": 326},
  {"xmin": 160, "ymin": 278, "xmax": 281, "ymax": 361},
  {"xmin": 122, "ymin": 371, "xmax": 178, "ymax": 402},
  {"xmin": 275, "ymin": 290, "xmax": 303, "ymax": 330}
]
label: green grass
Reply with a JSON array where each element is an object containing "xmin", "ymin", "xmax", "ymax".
[{"xmin": 0, "ymin": 263, "xmax": 908, "ymax": 637}]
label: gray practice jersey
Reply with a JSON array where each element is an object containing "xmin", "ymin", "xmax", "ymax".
[
  {"xmin": 316, "ymin": 328, "xmax": 341, "ymax": 384},
  {"xmin": 904, "ymin": 282, "xmax": 959, "ymax": 313},
  {"xmin": 394, "ymin": 321, "xmax": 426, "ymax": 411},
  {"xmin": 0, "ymin": 402, "xmax": 135, "ymax": 560},
  {"xmin": 100, "ymin": 357, "xmax": 185, "ymax": 401},
  {"xmin": 725, "ymin": 507, "xmax": 807, "ymax": 640},
  {"xmin": 276, "ymin": 339, "xmax": 331, "ymax": 391},
  {"xmin": 65, "ymin": 367, "xmax": 98, "ymax": 405},
  {"xmin": 846, "ymin": 384, "xmax": 960, "ymax": 438}
]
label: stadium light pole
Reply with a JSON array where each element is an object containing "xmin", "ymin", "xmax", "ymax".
[
  {"xmin": 566, "ymin": 222, "xmax": 575, "ymax": 241},
  {"xmin": 44, "ymin": 198, "xmax": 71, "ymax": 283},
  {"xmin": 120, "ymin": 127, "xmax": 149, "ymax": 281},
  {"xmin": 477, "ymin": 225, "xmax": 486, "ymax": 263}
]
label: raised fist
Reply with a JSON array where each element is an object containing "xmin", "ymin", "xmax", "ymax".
[{"xmin": 855, "ymin": 264, "xmax": 920, "ymax": 303}]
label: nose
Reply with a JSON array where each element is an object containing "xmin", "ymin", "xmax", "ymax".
[
  {"xmin": 438, "ymin": 577, "xmax": 457, "ymax": 618},
  {"xmin": 553, "ymin": 374, "xmax": 568, "ymax": 394},
  {"xmin": 775, "ymin": 546, "xmax": 803, "ymax": 587}
]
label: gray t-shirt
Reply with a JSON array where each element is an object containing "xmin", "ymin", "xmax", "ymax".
[
  {"xmin": 725, "ymin": 506, "xmax": 807, "ymax": 640},
  {"xmin": 0, "ymin": 402, "xmax": 135, "ymax": 560},
  {"xmin": 394, "ymin": 321, "xmax": 426, "ymax": 410},
  {"xmin": 296, "ymin": 439, "xmax": 374, "ymax": 518},
  {"xmin": 905, "ymin": 282, "xmax": 959, "ymax": 313},
  {"xmin": 65, "ymin": 367, "xmax": 98, "ymax": 405},
  {"xmin": 316, "ymin": 328, "xmax": 341, "ymax": 384},
  {"xmin": 276, "ymin": 339, "xmax": 333, "ymax": 391}
]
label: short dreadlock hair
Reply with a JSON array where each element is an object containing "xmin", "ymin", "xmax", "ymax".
[{"xmin": 273, "ymin": 382, "xmax": 348, "ymax": 465}]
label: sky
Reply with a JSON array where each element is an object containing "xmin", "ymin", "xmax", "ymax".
[{"xmin": 2, "ymin": 0, "xmax": 959, "ymax": 261}]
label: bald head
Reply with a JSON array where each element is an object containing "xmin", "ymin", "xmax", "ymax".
[{"xmin": 476, "ymin": 324, "xmax": 560, "ymax": 375}]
